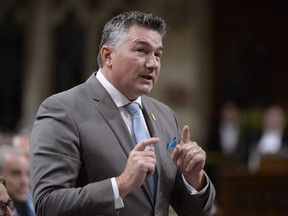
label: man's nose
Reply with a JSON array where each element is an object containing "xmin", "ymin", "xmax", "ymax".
[{"xmin": 145, "ymin": 54, "xmax": 160, "ymax": 69}]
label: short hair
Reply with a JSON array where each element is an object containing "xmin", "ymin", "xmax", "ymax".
[
  {"xmin": 97, "ymin": 11, "xmax": 166, "ymax": 67},
  {"xmin": 0, "ymin": 145, "xmax": 27, "ymax": 173}
]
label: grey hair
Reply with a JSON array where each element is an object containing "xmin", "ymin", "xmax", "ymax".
[
  {"xmin": 0, "ymin": 145, "xmax": 27, "ymax": 173},
  {"xmin": 97, "ymin": 11, "xmax": 166, "ymax": 67}
]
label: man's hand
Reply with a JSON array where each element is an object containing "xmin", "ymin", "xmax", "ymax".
[
  {"xmin": 171, "ymin": 125, "xmax": 206, "ymax": 191},
  {"xmin": 116, "ymin": 137, "xmax": 159, "ymax": 198}
]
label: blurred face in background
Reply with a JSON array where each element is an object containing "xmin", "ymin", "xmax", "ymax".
[
  {"xmin": 263, "ymin": 106, "xmax": 285, "ymax": 132},
  {"xmin": 1, "ymin": 153, "xmax": 30, "ymax": 203},
  {"xmin": 220, "ymin": 102, "xmax": 240, "ymax": 124}
]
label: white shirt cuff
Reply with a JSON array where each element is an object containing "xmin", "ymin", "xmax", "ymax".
[
  {"xmin": 182, "ymin": 173, "xmax": 209, "ymax": 195},
  {"xmin": 111, "ymin": 177, "xmax": 124, "ymax": 209}
]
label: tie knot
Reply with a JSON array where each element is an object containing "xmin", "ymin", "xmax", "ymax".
[{"xmin": 125, "ymin": 102, "xmax": 141, "ymax": 117}]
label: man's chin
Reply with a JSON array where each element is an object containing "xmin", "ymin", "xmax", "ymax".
[{"xmin": 139, "ymin": 85, "xmax": 153, "ymax": 94}]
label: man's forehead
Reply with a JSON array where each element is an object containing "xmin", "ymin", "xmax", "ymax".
[{"xmin": 126, "ymin": 27, "xmax": 163, "ymax": 48}]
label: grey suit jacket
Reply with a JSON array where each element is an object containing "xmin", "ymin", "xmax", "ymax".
[{"xmin": 30, "ymin": 73, "xmax": 215, "ymax": 216}]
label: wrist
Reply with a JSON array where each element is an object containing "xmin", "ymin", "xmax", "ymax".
[
  {"xmin": 116, "ymin": 175, "xmax": 131, "ymax": 198},
  {"xmin": 184, "ymin": 170, "xmax": 206, "ymax": 191}
]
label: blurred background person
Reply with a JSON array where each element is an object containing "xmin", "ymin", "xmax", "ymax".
[
  {"xmin": 257, "ymin": 105, "xmax": 288, "ymax": 155},
  {"xmin": 245, "ymin": 105, "xmax": 288, "ymax": 172},
  {"xmin": 207, "ymin": 101, "xmax": 245, "ymax": 159},
  {"xmin": 0, "ymin": 146, "xmax": 34, "ymax": 216},
  {"xmin": 205, "ymin": 102, "xmax": 246, "ymax": 184},
  {"xmin": 0, "ymin": 176, "xmax": 14, "ymax": 216}
]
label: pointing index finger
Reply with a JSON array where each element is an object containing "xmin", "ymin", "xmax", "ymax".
[
  {"xmin": 181, "ymin": 125, "xmax": 190, "ymax": 145},
  {"xmin": 134, "ymin": 137, "xmax": 159, "ymax": 151}
]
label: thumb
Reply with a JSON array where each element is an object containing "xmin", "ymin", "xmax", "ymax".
[{"xmin": 180, "ymin": 125, "xmax": 190, "ymax": 145}]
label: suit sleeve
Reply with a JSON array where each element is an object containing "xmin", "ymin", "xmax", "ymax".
[
  {"xmin": 166, "ymin": 107, "xmax": 216, "ymax": 216},
  {"xmin": 30, "ymin": 96, "xmax": 117, "ymax": 216},
  {"xmin": 169, "ymin": 169, "xmax": 215, "ymax": 216}
]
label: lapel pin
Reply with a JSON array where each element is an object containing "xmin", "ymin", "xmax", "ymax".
[{"xmin": 150, "ymin": 113, "xmax": 157, "ymax": 121}]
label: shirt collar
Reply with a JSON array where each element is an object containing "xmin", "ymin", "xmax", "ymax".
[{"xmin": 96, "ymin": 69, "xmax": 142, "ymax": 108}]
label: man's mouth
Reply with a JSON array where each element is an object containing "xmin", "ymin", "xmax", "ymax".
[{"xmin": 140, "ymin": 74, "xmax": 153, "ymax": 80}]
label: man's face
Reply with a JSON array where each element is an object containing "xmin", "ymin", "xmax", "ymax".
[
  {"xmin": 0, "ymin": 184, "xmax": 13, "ymax": 216},
  {"xmin": 1, "ymin": 154, "xmax": 30, "ymax": 203},
  {"xmin": 104, "ymin": 25, "xmax": 163, "ymax": 100}
]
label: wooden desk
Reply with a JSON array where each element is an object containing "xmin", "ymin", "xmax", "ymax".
[{"xmin": 216, "ymin": 157, "xmax": 288, "ymax": 216}]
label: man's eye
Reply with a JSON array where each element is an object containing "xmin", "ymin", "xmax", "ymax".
[
  {"xmin": 137, "ymin": 48, "xmax": 146, "ymax": 53},
  {"xmin": 155, "ymin": 53, "xmax": 162, "ymax": 59},
  {"xmin": 11, "ymin": 171, "xmax": 21, "ymax": 178}
]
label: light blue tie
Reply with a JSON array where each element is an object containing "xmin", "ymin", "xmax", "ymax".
[{"xmin": 125, "ymin": 102, "xmax": 157, "ymax": 198}]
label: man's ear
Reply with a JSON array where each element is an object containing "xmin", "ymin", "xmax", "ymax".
[{"xmin": 101, "ymin": 45, "xmax": 113, "ymax": 67}]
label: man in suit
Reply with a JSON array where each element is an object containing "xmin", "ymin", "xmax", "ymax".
[
  {"xmin": 245, "ymin": 105, "xmax": 288, "ymax": 170},
  {"xmin": 30, "ymin": 11, "xmax": 215, "ymax": 216},
  {"xmin": 257, "ymin": 105, "xmax": 288, "ymax": 154}
]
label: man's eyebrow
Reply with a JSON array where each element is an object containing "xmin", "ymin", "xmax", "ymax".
[{"xmin": 133, "ymin": 40, "xmax": 163, "ymax": 51}]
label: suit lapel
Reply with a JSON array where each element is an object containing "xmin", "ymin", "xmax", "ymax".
[
  {"xmin": 142, "ymin": 98, "xmax": 167, "ymax": 205},
  {"xmin": 142, "ymin": 96, "xmax": 165, "ymax": 174},
  {"xmin": 97, "ymin": 99, "xmax": 137, "ymax": 157},
  {"xmin": 86, "ymin": 73, "xmax": 135, "ymax": 157}
]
